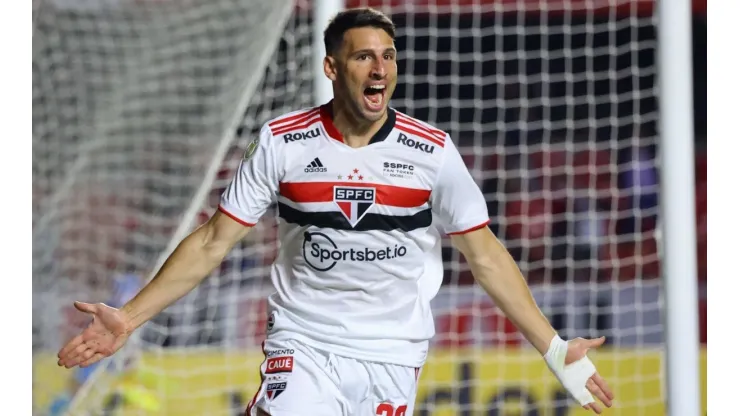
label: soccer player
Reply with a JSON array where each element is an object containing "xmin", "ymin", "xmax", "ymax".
[{"xmin": 57, "ymin": 7, "xmax": 614, "ymax": 416}]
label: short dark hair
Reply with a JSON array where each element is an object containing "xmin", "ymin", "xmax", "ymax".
[{"xmin": 323, "ymin": 8, "xmax": 396, "ymax": 56}]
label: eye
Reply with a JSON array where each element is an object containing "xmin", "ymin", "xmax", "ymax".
[
  {"xmin": 357, "ymin": 54, "xmax": 371, "ymax": 61},
  {"xmin": 384, "ymin": 53, "xmax": 395, "ymax": 60}
]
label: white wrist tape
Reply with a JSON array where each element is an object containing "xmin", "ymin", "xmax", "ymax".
[{"xmin": 543, "ymin": 335, "xmax": 596, "ymax": 406}]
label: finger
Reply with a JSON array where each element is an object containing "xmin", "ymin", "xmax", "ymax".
[
  {"xmin": 58, "ymin": 335, "xmax": 85, "ymax": 361},
  {"xmin": 60, "ymin": 341, "xmax": 95, "ymax": 366},
  {"xmin": 591, "ymin": 373, "xmax": 615, "ymax": 401},
  {"xmin": 64, "ymin": 348, "xmax": 96, "ymax": 369},
  {"xmin": 60, "ymin": 342, "xmax": 90, "ymax": 365},
  {"xmin": 61, "ymin": 350, "xmax": 87, "ymax": 368},
  {"xmin": 74, "ymin": 301, "xmax": 98, "ymax": 314},
  {"xmin": 583, "ymin": 402, "xmax": 603, "ymax": 414},
  {"xmin": 78, "ymin": 349, "xmax": 96, "ymax": 363},
  {"xmin": 587, "ymin": 378, "xmax": 612, "ymax": 408},
  {"xmin": 80, "ymin": 353, "xmax": 105, "ymax": 368},
  {"xmin": 588, "ymin": 336, "xmax": 606, "ymax": 348}
]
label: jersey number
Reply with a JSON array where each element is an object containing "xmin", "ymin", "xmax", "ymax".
[{"xmin": 375, "ymin": 403, "xmax": 407, "ymax": 416}]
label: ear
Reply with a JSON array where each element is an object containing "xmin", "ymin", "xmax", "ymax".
[{"xmin": 323, "ymin": 56, "xmax": 338, "ymax": 82}]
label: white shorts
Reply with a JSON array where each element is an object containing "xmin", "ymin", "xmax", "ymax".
[{"xmin": 245, "ymin": 337, "xmax": 421, "ymax": 416}]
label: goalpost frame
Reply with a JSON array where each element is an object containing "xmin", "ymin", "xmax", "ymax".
[
  {"xmin": 657, "ymin": 0, "xmax": 702, "ymax": 415},
  {"xmin": 313, "ymin": 0, "xmax": 344, "ymax": 106}
]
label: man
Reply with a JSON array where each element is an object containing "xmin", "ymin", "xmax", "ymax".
[{"xmin": 57, "ymin": 8, "xmax": 614, "ymax": 416}]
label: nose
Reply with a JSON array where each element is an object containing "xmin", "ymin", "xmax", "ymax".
[{"xmin": 370, "ymin": 58, "xmax": 386, "ymax": 80}]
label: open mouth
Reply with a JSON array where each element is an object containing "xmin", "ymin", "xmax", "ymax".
[{"xmin": 362, "ymin": 85, "xmax": 386, "ymax": 111}]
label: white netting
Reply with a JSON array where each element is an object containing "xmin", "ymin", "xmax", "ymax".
[
  {"xmin": 32, "ymin": 0, "xmax": 302, "ymax": 414},
  {"xmin": 32, "ymin": 0, "xmax": 679, "ymax": 415}
]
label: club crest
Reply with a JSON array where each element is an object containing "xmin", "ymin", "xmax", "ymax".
[
  {"xmin": 333, "ymin": 186, "xmax": 376, "ymax": 227},
  {"xmin": 265, "ymin": 381, "xmax": 287, "ymax": 400}
]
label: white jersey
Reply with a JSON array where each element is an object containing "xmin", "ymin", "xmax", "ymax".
[{"xmin": 219, "ymin": 101, "xmax": 489, "ymax": 367}]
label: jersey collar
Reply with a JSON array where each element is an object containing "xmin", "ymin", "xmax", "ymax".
[{"xmin": 319, "ymin": 100, "xmax": 397, "ymax": 145}]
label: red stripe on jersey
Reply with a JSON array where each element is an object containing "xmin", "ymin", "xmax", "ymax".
[
  {"xmin": 279, "ymin": 181, "xmax": 431, "ymax": 208},
  {"xmin": 218, "ymin": 205, "xmax": 256, "ymax": 227},
  {"xmin": 447, "ymin": 220, "xmax": 490, "ymax": 235},
  {"xmin": 396, "ymin": 113, "xmax": 447, "ymax": 141},
  {"xmin": 395, "ymin": 123, "xmax": 446, "ymax": 147},
  {"xmin": 268, "ymin": 108, "xmax": 319, "ymax": 129},
  {"xmin": 271, "ymin": 116, "xmax": 321, "ymax": 135}
]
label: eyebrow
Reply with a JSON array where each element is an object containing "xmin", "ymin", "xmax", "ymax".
[{"xmin": 351, "ymin": 48, "xmax": 397, "ymax": 56}]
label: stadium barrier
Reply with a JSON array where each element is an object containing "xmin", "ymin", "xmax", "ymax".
[{"xmin": 34, "ymin": 348, "xmax": 706, "ymax": 415}]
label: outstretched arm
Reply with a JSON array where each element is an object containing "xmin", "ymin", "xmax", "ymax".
[
  {"xmin": 430, "ymin": 134, "xmax": 613, "ymax": 413},
  {"xmin": 450, "ymin": 226, "xmax": 556, "ymax": 353},
  {"xmin": 57, "ymin": 210, "xmax": 250, "ymax": 369},
  {"xmin": 59, "ymin": 124, "xmax": 278, "ymax": 369},
  {"xmin": 451, "ymin": 226, "xmax": 614, "ymax": 414},
  {"xmin": 120, "ymin": 210, "xmax": 251, "ymax": 331}
]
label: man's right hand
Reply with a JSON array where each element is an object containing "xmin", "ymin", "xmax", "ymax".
[{"xmin": 57, "ymin": 301, "xmax": 132, "ymax": 369}]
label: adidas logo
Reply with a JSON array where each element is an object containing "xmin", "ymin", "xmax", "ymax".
[{"xmin": 304, "ymin": 157, "xmax": 327, "ymax": 173}]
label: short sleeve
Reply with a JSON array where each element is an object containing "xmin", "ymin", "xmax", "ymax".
[
  {"xmin": 218, "ymin": 124, "xmax": 279, "ymax": 226},
  {"xmin": 430, "ymin": 136, "xmax": 490, "ymax": 235}
]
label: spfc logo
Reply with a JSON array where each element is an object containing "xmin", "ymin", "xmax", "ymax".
[
  {"xmin": 334, "ymin": 186, "xmax": 376, "ymax": 227},
  {"xmin": 266, "ymin": 382, "xmax": 287, "ymax": 400}
]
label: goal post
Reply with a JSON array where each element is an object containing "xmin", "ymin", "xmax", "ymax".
[
  {"xmin": 313, "ymin": 0, "xmax": 345, "ymax": 105},
  {"xmin": 657, "ymin": 0, "xmax": 701, "ymax": 414}
]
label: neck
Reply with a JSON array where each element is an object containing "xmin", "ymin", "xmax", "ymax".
[{"xmin": 331, "ymin": 97, "xmax": 387, "ymax": 148}]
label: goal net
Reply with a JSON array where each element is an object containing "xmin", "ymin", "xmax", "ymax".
[
  {"xmin": 32, "ymin": 0, "xmax": 303, "ymax": 414},
  {"xmin": 31, "ymin": 0, "xmax": 697, "ymax": 415}
]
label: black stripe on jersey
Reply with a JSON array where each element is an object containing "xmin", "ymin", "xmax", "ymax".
[{"xmin": 277, "ymin": 202, "xmax": 432, "ymax": 232}]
